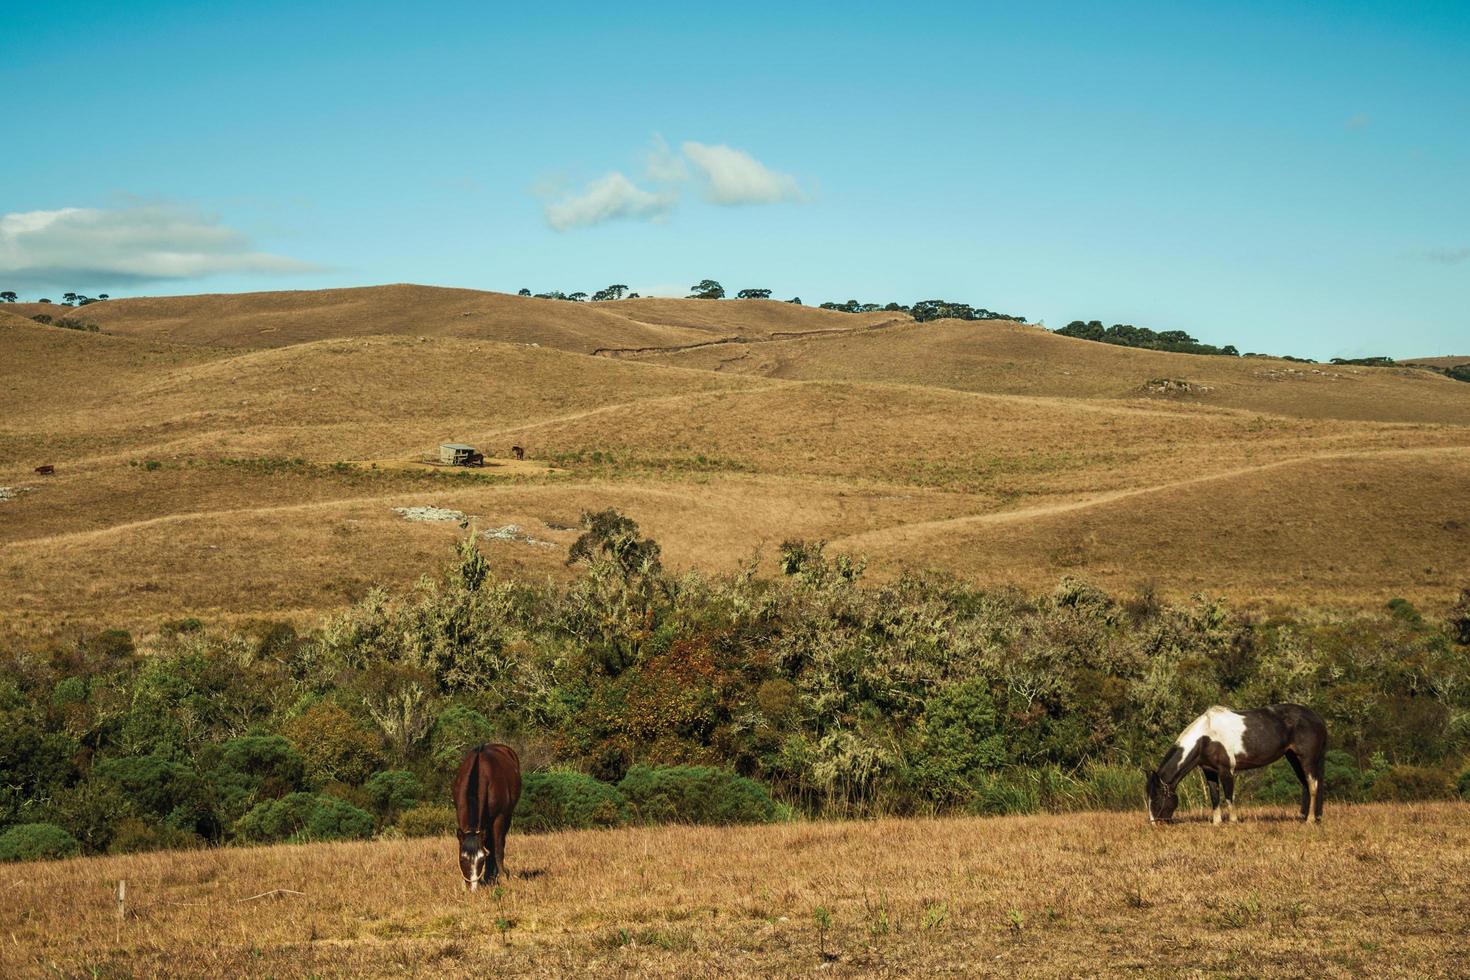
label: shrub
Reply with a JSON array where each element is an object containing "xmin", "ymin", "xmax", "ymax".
[
  {"xmin": 430, "ymin": 706, "xmax": 498, "ymax": 771},
  {"xmin": 1324, "ymin": 750, "xmax": 1370, "ymax": 802},
  {"xmin": 618, "ymin": 765, "xmax": 777, "ymax": 825},
  {"xmin": 45, "ymin": 777, "xmax": 132, "ymax": 853},
  {"xmin": 905, "ymin": 678, "xmax": 1007, "ymax": 803},
  {"xmin": 395, "ymin": 804, "xmax": 456, "ymax": 838},
  {"xmin": 107, "ymin": 817, "xmax": 200, "ymax": 855},
  {"xmin": 93, "ymin": 755, "xmax": 212, "ymax": 834},
  {"xmin": 282, "ymin": 703, "xmax": 383, "ymax": 786},
  {"xmin": 234, "ymin": 792, "xmax": 375, "ymax": 844},
  {"xmin": 1368, "ymin": 765, "xmax": 1455, "ymax": 802},
  {"xmin": 0, "ymin": 823, "xmax": 80, "ymax": 862},
  {"xmin": 363, "ymin": 770, "xmax": 424, "ymax": 820},
  {"xmin": 211, "ymin": 735, "xmax": 307, "ymax": 820},
  {"xmin": 518, "ymin": 771, "xmax": 628, "ymax": 832},
  {"xmin": 1458, "ymin": 766, "xmax": 1470, "ymax": 801}
]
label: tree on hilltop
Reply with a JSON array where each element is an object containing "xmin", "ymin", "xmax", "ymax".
[
  {"xmin": 517, "ymin": 288, "xmax": 531, "ymax": 296},
  {"xmin": 688, "ymin": 279, "xmax": 724, "ymax": 300},
  {"xmin": 735, "ymin": 288, "xmax": 772, "ymax": 300},
  {"xmin": 0, "ymin": 291, "xmax": 17, "ymax": 302},
  {"xmin": 592, "ymin": 284, "xmax": 629, "ymax": 301}
]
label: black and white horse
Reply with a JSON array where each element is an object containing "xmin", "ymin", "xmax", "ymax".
[{"xmin": 1146, "ymin": 704, "xmax": 1327, "ymax": 824}]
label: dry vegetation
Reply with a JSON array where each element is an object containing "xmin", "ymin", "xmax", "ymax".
[
  {"xmin": 3, "ymin": 285, "xmax": 1469, "ymax": 637},
  {"xmin": 6, "ymin": 803, "xmax": 1468, "ymax": 977}
]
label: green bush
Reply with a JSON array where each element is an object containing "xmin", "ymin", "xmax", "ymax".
[
  {"xmin": 93, "ymin": 755, "xmax": 212, "ymax": 834},
  {"xmin": 618, "ymin": 765, "xmax": 777, "ymax": 825},
  {"xmin": 394, "ymin": 804, "xmax": 456, "ymax": 838},
  {"xmin": 0, "ymin": 823, "xmax": 81, "ymax": 862},
  {"xmin": 1367, "ymin": 765, "xmax": 1455, "ymax": 802},
  {"xmin": 519, "ymin": 771, "xmax": 628, "ymax": 832},
  {"xmin": 1324, "ymin": 751, "xmax": 1370, "ymax": 802},
  {"xmin": 363, "ymin": 770, "xmax": 424, "ymax": 819},
  {"xmin": 282, "ymin": 703, "xmax": 383, "ymax": 786},
  {"xmin": 905, "ymin": 678, "xmax": 1007, "ymax": 803},
  {"xmin": 209, "ymin": 736, "xmax": 307, "ymax": 821},
  {"xmin": 1458, "ymin": 766, "xmax": 1470, "ymax": 801},
  {"xmin": 430, "ymin": 706, "xmax": 498, "ymax": 771},
  {"xmin": 234, "ymin": 792, "xmax": 375, "ymax": 844}
]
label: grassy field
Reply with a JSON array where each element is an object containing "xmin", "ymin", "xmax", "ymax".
[
  {"xmin": 5, "ymin": 803, "xmax": 1468, "ymax": 977},
  {"xmin": 3, "ymin": 286, "xmax": 1468, "ymax": 636}
]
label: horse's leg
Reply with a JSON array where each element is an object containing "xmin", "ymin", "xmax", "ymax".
[
  {"xmin": 492, "ymin": 811, "xmax": 510, "ymax": 885},
  {"xmin": 1309, "ymin": 753, "xmax": 1325, "ymax": 824},
  {"xmin": 1220, "ymin": 770, "xmax": 1237, "ymax": 823},
  {"xmin": 1284, "ymin": 751, "xmax": 1309, "ymax": 821},
  {"xmin": 1203, "ymin": 769, "xmax": 1222, "ymax": 824}
]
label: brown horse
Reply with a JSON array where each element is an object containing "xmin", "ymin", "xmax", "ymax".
[{"xmin": 452, "ymin": 744, "xmax": 521, "ymax": 890}]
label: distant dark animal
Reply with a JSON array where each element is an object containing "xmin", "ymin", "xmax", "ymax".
[
  {"xmin": 511, "ymin": 446, "xmax": 525, "ymax": 460},
  {"xmin": 452, "ymin": 743, "xmax": 522, "ymax": 890},
  {"xmin": 1146, "ymin": 704, "xmax": 1327, "ymax": 825},
  {"xmin": 34, "ymin": 464, "xmax": 55, "ymax": 476}
]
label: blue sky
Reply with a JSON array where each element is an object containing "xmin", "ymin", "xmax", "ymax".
[{"xmin": 3, "ymin": 0, "xmax": 1466, "ymax": 359}]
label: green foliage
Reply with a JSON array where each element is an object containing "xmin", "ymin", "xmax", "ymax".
[
  {"xmin": 687, "ymin": 279, "xmax": 725, "ymax": 300},
  {"xmin": 519, "ymin": 771, "xmax": 628, "ymax": 832},
  {"xmin": 394, "ymin": 803, "xmax": 456, "ymax": 837},
  {"xmin": 567, "ymin": 508, "xmax": 662, "ymax": 575},
  {"xmin": 234, "ymin": 792, "xmax": 375, "ymax": 843},
  {"xmin": 1056, "ymin": 320, "xmax": 1240, "ymax": 356},
  {"xmin": 2, "ymin": 533, "xmax": 1467, "ymax": 859},
  {"xmin": 905, "ymin": 679, "xmax": 1007, "ymax": 804},
  {"xmin": 815, "ymin": 298, "xmax": 1023, "ymax": 321},
  {"xmin": 618, "ymin": 765, "xmax": 777, "ymax": 825},
  {"xmin": 430, "ymin": 706, "xmax": 499, "ymax": 770},
  {"xmin": 282, "ymin": 703, "xmax": 383, "ymax": 785},
  {"xmin": 208, "ymin": 735, "xmax": 307, "ymax": 822},
  {"xmin": 1367, "ymin": 765, "xmax": 1455, "ymax": 802},
  {"xmin": 363, "ymin": 770, "xmax": 424, "ymax": 819},
  {"xmin": 93, "ymin": 755, "xmax": 213, "ymax": 835},
  {"xmin": 1330, "ymin": 356, "xmax": 1396, "ymax": 367},
  {"xmin": 0, "ymin": 823, "xmax": 80, "ymax": 862}
]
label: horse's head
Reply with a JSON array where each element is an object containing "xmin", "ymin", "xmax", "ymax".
[
  {"xmin": 458, "ymin": 831, "xmax": 489, "ymax": 891},
  {"xmin": 1145, "ymin": 771, "xmax": 1178, "ymax": 822}
]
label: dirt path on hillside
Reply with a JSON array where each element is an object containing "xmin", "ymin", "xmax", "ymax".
[
  {"xmin": 591, "ymin": 316, "xmax": 910, "ymax": 358},
  {"xmin": 830, "ymin": 443, "xmax": 1470, "ymax": 550}
]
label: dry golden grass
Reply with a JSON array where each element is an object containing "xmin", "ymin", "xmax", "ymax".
[
  {"xmin": 5, "ymin": 804, "xmax": 1468, "ymax": 977},
  {"xmin": 636, "ymin": 317, "xmax": 1470, "ymax": 425},
  {"xmin": 63, "ymin": 286, "xmax": 901, "ymax": 356},
  {"xmin": 3, "ymin": 290, "xmax": 1468, "ymax": 635}
]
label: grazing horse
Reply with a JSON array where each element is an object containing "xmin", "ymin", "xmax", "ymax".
[
  {"xmin": 452, "ymin": 743, "xmax": 522, "ymax": 890},
  {"xmin": 1146, "ymin": 704, "xmax": 1327, "ymax": 825}
]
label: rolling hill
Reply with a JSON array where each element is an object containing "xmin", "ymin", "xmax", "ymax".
[
  {"xmin": 3, "ymin": 286, "xmax": 1468, "ymax": 636},
  {"xmin": 43, "ymin": 285, "xmax": 900, "ymax": 355}
]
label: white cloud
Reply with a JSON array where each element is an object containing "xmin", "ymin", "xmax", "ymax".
[
  {"xmin": 681, "ymin": 141, "xmax": 803, "ymax": 205},
  {"xmin": 543, "ymin": 172, "xmax": 677, "ymax": 231},
  {"xmin": 645, "ymin": 134, "xmax": 688, "ymax": 183},
  {"xmin": 0, "ymin": 204, "xmax": 317, "ymax": 289}
]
